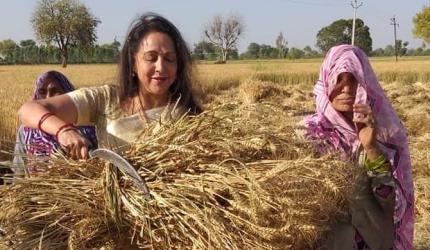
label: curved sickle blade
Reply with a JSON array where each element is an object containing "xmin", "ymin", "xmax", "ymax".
[{"xmin": 90, "ymin": 148, "xmax": 152, "ymax": 200}]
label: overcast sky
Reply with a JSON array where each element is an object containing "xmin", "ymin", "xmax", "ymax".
[{"xmin": 1, "ymin": 0, "xmax": 428, "ymax": 52}]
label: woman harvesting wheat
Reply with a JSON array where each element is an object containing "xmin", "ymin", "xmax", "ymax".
[
  {"xmin": 303, "ymin": 44, "xmax": 414, "ymax": 249},
  {"xmin": 18, "ymin": 13, "xmax": 201, "ymax": 159}
]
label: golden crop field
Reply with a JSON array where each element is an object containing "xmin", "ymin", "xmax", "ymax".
[
  {"xmin": 1, "ymin": 57, "xmax": 430, "ymax": 143},
  {"xmin": 0, "ymin": 57, "xmax": 429, "ymax": 248}
]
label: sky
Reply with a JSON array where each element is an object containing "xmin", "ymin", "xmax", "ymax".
[{"xmin": 0, "ymin": 0, "xmax": 428, "ymax": 53}]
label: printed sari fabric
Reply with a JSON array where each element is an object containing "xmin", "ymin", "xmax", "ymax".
[{"xmin": 22, "ymin": 71, "xmax": 97, "ymax": 156}]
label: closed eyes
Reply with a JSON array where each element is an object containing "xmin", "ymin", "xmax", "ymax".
[{"xmin": 142, "ymin": 51, "xmax": 177, "ymax": 63}]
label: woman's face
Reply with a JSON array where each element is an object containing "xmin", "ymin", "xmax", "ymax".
[
  {"xmin": 37, "ymin": 79, "xmax": 65, "ymax": 99},
  {"xmin": 329, "ymin": 72, "xmax": 358, "ymax": 113},
  {"xmin": 133, "ymin": 31, "xmax": 178, "ymax": 98}
]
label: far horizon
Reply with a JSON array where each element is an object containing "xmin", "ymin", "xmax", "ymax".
[{"xmin": 0, "ymin": 0, "xmax": 428, "ymax": 53}]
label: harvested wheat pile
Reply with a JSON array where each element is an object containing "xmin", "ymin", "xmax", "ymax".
[
  {"xmin": 414, "ymin": 177, "xmax": 430, "ymax": 250},
  {"xmin": 409, "ymin": 134, "xmax": 430, "ymax": 177},
  {"xmin": 238, "ymin": 79, "xmax": 290, "ymax": 104},
  {"xmin": 383, "ymin": 81, "xmax": 430, "ymax": 249},
  {"xmin": 0, "ymin": 103, "xmax": 355, "ymax": 250},
  {"xmin": 384, "ymin": 81, "xmax": 430, "ymax": 137},
  {"xmin": 211, "ymin": 79, "xmax": 314, "ymax": 127}
]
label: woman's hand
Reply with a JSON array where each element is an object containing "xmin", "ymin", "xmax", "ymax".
[
  {"xmin": 57, "ymin": 129, "xmax": 90, "ymax": 160},
  {"xmin": 353, "ymin": 103, "xmax": 382, "ymax": 160}
]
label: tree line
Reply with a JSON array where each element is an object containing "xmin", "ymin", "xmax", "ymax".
[
  {"xmin": 2, "ymin": 36, "xmax": 430, "ymax": 65},
  {"xmin": 1, "ymin": 0, "xmax": 430, "ymax": 66},
  {"xmin": 196, "ymin": 6, "xmax": 430, "ymax": 61},
  {"xmin": 0, "ymin": 39, "xmax": 120, "ymax": 65},
  {"xmin": 192, "ymin": 40, "xmax": 430, "ymax": 61},
  {"xmin": 195, "ymin": 14, "xmax": 430, "ymax": 61}
]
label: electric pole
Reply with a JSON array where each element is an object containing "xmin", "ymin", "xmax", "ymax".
[
  {"xmin": 351, "ymin": 0, "xmax": 363, "ymax": 46},
  {"xmin": 390, "ymin": 16, "xmax": 399, "ymax": 62}
]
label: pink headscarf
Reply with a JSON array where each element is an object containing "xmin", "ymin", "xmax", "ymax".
[{"xmin": 304, "ymin": 44, "xmax": 414, "ymax": 249}]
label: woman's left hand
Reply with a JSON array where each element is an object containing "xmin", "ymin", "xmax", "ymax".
[{"xmin": 352, "ymin": 104, "xmax": 378, "ymax": 151}]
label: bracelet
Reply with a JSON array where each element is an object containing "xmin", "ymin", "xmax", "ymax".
[
  {"xmin": 364, "ymin": 154, "xmax": 389, "ymax": 173},
  {"xmin": 37, "ymin": 112, "xmax": 55, "ymax": 133},
  {"xmin": 55, "ymin": 123, "xmax": 76, "ymax": 141}
]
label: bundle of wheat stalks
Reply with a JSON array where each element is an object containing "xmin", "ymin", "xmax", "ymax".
[{"xmin": 0, "ymin": 103, "xmax": 355, "ymax": 249}]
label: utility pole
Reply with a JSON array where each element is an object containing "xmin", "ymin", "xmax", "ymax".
[
  {"xmin": 390, "ymin": 16, "xmax": 399, "ymax": 62},
  {"xmin": 351, "ymin": 0, "xmax": 363, "ymax": 46}
]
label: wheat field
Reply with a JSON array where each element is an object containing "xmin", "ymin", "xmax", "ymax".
[{"xmin": 0, "ymin": 57, "xmax": 429, "ymax": 248}]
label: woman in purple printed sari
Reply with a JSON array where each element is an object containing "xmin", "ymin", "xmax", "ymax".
[
  {"xmin": 12, "ymin": 71, "xmax": 97, "ymax": 176},
  {"xmin": 304, "ymin": 45, "xmax": 414, "ymax": 249}
]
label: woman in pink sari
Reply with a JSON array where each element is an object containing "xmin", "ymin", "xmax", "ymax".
[{"xmin": 304, "ymin": 45, "xmax": 414, "ymax": 249}]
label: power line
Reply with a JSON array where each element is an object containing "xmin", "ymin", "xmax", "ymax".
[
  {"xmin": 390, "ymin": 15, "xmax": 399, "ymax": 62},
  {"xmin": 351, "ymin": 0, "xmax": 363, "ymax": 46}
]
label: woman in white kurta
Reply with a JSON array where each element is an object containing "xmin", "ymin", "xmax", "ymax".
[{"xmin": 18, "ymin": 13, "xmax": 201, "ymax": 158}]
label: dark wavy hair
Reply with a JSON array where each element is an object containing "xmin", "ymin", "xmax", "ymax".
[{"xmin": 118, "ymin": 12, "xmax": 201, "ymax": 114}]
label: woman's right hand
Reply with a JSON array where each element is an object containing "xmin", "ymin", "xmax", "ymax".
[
  {"xmin": 57, "ymin": 129, "xmax": 91, "ymax": 159},
  {"xmin": 353, "ymin": 103, "xmax": 382, "ymax": 161}
]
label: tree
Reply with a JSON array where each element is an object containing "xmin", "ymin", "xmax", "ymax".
[
  {"xmin": 111, "ymin": 38, "xmax": 121, "ymax": 53},
  {"xmin": 287, "ymin": 47, "xmax": 305, "ymax": 59},
  {"xmin": 384, "ymin": 45, "xmax": 395, "ymax": 56},
  {"xmin": 303, "ymin": 46, "xmax": 320, "ymax": 58},
  {"xmin": 371, "ymin": 48, "xmax": 386, "ymax": 57},
  {"xmin": 240, "ymin": 43, "xmax": 280, "ymax": 59},
  {"xmin": 192, "ymin": 40, "xmax": 217, "ymax": 60},
  {"xmin": 227, "ymin": 48, "xmax": 239, "ymax": 60},
  {"xmin": 316, "ymin": 18, "xmax": 372, "ymax": 54},
  {"xmin": 259, "ymin": 44, "xmax": 277, "ymax": 58},
  {"xmin": 244, "ymin": 42, "xmax": 260, "ymax": 59},
  {"xmin": 275, "ymin": 32, "xmax": 288, "ymax": 58},
  {"xmin": 19, "ymin": 40, "xmax": 39, "ymax": 64},
  {"xmin": 0, "ymin": 39, "xmax": 18, "ymax": 62},
  {"xmin": 396, "ymin": 40, "xmax": 409, "ymax": 56},
  {"xmin": 407, "ymin": 42, "xmax": 430, "ymax": 56},
  {"xmin": 204, "ymin": 14, "xmax": 244, "ymax": 62},
  {"xmin": 19, "ymin": 39, "xmax": 37, "ymax": 47},
  {"xmin": 413, "ymin": 5, "xmax": 430, "ymax": 44},
  {"xmin": 31, "ymin": 0, "xmax": 100, "ymax": 67}
]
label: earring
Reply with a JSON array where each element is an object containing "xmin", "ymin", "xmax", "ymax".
[{"xmin": 132, "ymin": 72, "xmax": 136, "ymax": 77}]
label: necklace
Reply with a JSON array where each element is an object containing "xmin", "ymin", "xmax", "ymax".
[{"xmin": 131, "ymin": 93, "xmax": 171, "ymax": 125}]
